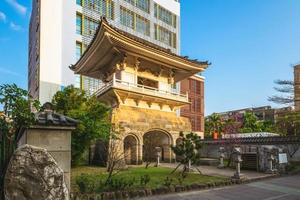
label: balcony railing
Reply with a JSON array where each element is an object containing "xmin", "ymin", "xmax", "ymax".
[{"xmin": 94, "ymin": 77, "xmax": 188, "ymax": 103}]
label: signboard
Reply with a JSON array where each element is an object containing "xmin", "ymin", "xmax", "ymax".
[{"xmin": 278, "ymin": 153, "xmax": 288, "ymax": 164}]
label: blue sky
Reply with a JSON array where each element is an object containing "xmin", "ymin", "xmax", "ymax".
[{"xmin": 0, "ymin": 0, "xmax": 299, "ymax": 115}]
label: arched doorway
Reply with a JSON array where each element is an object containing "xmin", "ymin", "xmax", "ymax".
[
  {"xmin": 143, "ymin": 130, "xmax": 173, "ymax": 163},
  {"xmin": 124, "ymin": 135, "xmax": 139, "ymax": 165}
]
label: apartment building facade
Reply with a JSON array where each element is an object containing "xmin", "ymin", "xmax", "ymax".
[{"xmin": 28, "ymin": 0, "xmax": 181, "ymax": 103}]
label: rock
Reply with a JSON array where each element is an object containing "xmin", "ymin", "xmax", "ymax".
[{"xmin": 4, "ymin": 145, "xmax": 69, "ymax": 200}]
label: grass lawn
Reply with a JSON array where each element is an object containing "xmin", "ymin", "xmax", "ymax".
[{"xmin": 71, "ymin": 166, "xmax": 227, "ymax": 192}]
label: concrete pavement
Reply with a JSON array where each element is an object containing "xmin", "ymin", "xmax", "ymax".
[
  {"xmin": 141, "ymin": 175, "xmax": 300, "ymax": 200},
  {"xmin": 161, "ymin": 163, "xmax": 275, "ymax": 179}
]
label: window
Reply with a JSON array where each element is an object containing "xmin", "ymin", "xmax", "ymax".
[
  {"xmin": 76, "ymin": 13, "xmax": 82, "ymax": 35},
  {"xmin": 76, "ymin": 42, "xmax": 82, "ymax": 61},
  {"xmin": 136, "ymin": 15, "xmax": 150, "ymax": 36},
  {"xmin": 84, "ymin": 17, "xmax": 98, "ymax": 36},
  {"xmin": 154, "ymin": 24, "xmax": 177, "ymax": 48},
  {"xmin": 84, "ymin": 0, "xmax": 114, "ymax": 19},
  {"xmin": 154, "ymin": 3, "xmax": 177, "ymax": 28},
  {"xmin": 136, "ymin": 0, "xmax": 149, "ymax": 13},
  {"xmin": 76, "ymin": 0, "xmax": 82, "ymax": 6},
  {"xmin": 120, "ymin": 7, "xmax": 134, "ymax": 29},
  {"xmin": 120, "ymin": 7, "xmax": 150, "ymax": 36},
  {"xmin": 124, "ymin": 0, "xmax": 149, "ymax": 13}
]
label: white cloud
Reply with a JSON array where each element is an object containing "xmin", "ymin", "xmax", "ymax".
[
  {"xmin": 10, "ymin": 22, "xmax": 22, "ymax": 31},
  {"xmin": 0, "ymin": 67, "xmax": 22, "ymax": 77},
  {"xmin": 0, "ymin": 11, "xmax": 6, "ymax": 22},
  {"xmin": 5, "ymin": 0, "xmax": 27, "ymax": 15}
]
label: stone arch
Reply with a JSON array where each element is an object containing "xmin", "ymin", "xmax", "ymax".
[
  {"xmin": 143, "ymin": 129, "xmax": 174, "ymax": 163},
  {"xmin": 123, "ymin": 134, "xmax": 140, "ymax": 165}
]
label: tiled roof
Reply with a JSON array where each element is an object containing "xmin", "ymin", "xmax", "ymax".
[
  {"xmin": 201, "ymin": 136, "xmax": 300, "ymax": 145},
  {"xmin": 70, "ymin": 17, "xmax": 209, "ymax": 71},
  {"xmin": 34, "ymin": 102, "xmax": 78, "ymax": 127}
]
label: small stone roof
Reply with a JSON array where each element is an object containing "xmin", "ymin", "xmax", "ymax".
[{"xmin": 34, "ymin": 102, "xmax": 78, "ymax": 127}]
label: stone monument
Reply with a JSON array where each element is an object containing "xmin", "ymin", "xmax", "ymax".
[
  {"xmin": 17, "ymin": 102, "xmax": 77, "ymax": 190},
  {"xmin": 4, "ymin": 145, "xmax": 69, "ymax": 200}
]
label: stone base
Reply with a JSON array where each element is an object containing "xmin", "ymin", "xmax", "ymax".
[
  {"xmin": 231, "ymin": 173, "xmax": 246, "ymax": 180},
  {"xmin": 265, "ymin": 169, "xmax": 278, "ymax": 174},
  {"xmin": 217, "ymin": 164, "xmax": 225, "ymax": 169}
]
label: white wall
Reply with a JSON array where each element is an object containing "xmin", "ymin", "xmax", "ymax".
[
  {"xmin": 61, "ymin": 0, "xmax": 77, "ymax": 87},
  {"xmin": 39, "ymin": 0, "xmax": 63, "ymax": 103}
]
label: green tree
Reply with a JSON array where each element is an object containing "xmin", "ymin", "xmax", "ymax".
[
  {"xmin": 0, "ymin": 84, "xmax": 39, "ymax": 198},
  {"xmin": 276, "ymin": 111, "xmax": 300, "ymax": 136},
  {"xmin": 52, "ymin": 85, "xmax": 111, "ymax": 166},
  {"xmin": 240, "ymin": 112, "xmax": 275, "ymax": 133},
  {"xmin": 171, "ymin": 132, "xmax": 202, "ymax": 177}
]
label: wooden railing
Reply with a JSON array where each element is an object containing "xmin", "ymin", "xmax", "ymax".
[{"xmin": 94, "ymin": 77, "xmax": 189, "ymax": 102}]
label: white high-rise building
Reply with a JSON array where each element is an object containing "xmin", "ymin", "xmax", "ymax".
[{"xmin": 28, "ymin": 0, "xmax": 181, "ymax": 103}]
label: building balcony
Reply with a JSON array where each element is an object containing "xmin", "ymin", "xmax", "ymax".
[{"xmin": 94, "ymin": 77, "xmax": 189, "ymax": 104}]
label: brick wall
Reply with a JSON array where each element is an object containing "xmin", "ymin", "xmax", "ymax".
[{"xmin": 180, "ymin": 76, "xmax": 205, "ymax": 132}]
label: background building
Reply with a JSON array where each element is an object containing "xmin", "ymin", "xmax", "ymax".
[
  {"xmin": 180, "ymin": 75, "xmax": 205, "ymax": 136},
  {"xmin": 214, "ymin": 106, "xmax": 292, "ymax": 124},
  {"xmin": 28, "ymin": 0, "xmax": 181, "ymax": 103}
]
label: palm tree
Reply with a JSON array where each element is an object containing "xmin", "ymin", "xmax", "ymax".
[{"xmin": 205, "ymin": 113, "xmax": 223, "ymax": 138}]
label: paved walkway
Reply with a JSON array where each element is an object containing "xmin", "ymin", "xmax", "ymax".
[
  {"xmin": 160, "ymin": 163, "xmax": 274, "ymax": 179},
  {"xmin": 141, "ymin": 175, "xmax": 300, "ymax": 200}
]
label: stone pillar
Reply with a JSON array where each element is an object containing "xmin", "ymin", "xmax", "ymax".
[
  {"xmin": 155, "ymin": 147, "xmax": 162, "ymax": 167},
  {"xmin": 17, "ymin": 103, "xmax": 77, "ymax": 191},
  {"xmin": 265, "ymin": 147, "xmax": 277, "ymax": 174},
  {"xmin": 218, "ymin": 147, "xmax": 225, "ymax": 169},
  {"xmin": 231, "ymin": 147, "xmax": 244, "ymax": 180}
]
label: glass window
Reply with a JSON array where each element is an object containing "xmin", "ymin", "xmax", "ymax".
[
  {"xmin": 136, "ymin": 0, "xmax": 149, "ymax": 13},
  {"xmin": 120, "ymin": 6, "xmax": 150, "ymax": 36},
  {"xmin": 76, "ymin": 42, "xmax": 82, "ymax": 61},
  {"xmin": 136, "ymin": 15, "xmax": 150, "ymax": 36},
  {"xmin": 84, "ymin": 17, "xmax": 99, "ymax": 36},
  {"xmin": 76, "ymin": 0, "xmax": 82, "ymax": 6},
  {"xmin": 84, "ymin": 0, "xmax": 114, "ymax": 20},
  {"xmin": 124, "ymin": 0, "xmax": 149, "ymax": 13},
  {"xmin": 154, "ymin": 3, "xmax": 177, "ymax": 28},
  {"xmin": 120, "ymin": 7, "xmax": 134, "ymax": 29},
  {"xmin": 76, "ymin": 13, "xmax": 82, "ymax": 35},
  {"xmin": 154, "ymin": 24, "xmax": 177, "ymax": 48}
]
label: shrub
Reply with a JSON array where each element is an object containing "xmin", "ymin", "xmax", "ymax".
[
  {"xmin": 76, "ymin": 174, "xmax": 96, "ymax": 193},
  {"xmin": 163, "ymin": 177, "xmax": 173, "ymax": 188},
  {"xmin": 140, "ymin": 175, "xmax": 151, "ymax": 186},
  {"xmin": 106, "ymin": 177, "xmax": 136, "ymax": 191}
]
